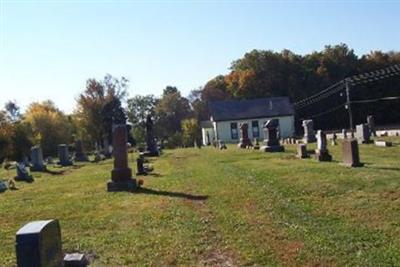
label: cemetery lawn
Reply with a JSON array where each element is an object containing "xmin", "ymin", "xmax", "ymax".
[{"xmin": 1, "ymin": 138, "xmax": 400, "ymax": 266}]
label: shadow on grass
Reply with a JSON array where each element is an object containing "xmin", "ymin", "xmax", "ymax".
[
  {"xmin": 44, "ymin": 169, "xmax": 66, "ymax": 175},
  {"xmin": 365, "ymin": 165, "xmax": 400, "ymax": 171},
  {"xmin": 136, "ymin": 187, "xmax": 208, "ymax": 201},
  {"xmin": 146, "ymin": 172, "xmax": 162, "ymax": 178}
]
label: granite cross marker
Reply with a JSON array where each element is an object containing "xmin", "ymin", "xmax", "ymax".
[
  {"xmin": 296, "ymin": 144, "xmax": 309, "ymax": 158},
  {"xmin": 16, "ymin": 219, "xmax": 63, "ymax": 267},
  {"xmin": 145, "ymin": 115, "xmax": 159, "ymax": 156},
  {"xmin": 341, "ymin": 139, "xmax": 363, "ymax": 167},
  {"xmin": 30, "ymin": 146, "xmax": 46, "ymax": 172},
  {"xmin": 260, "ymin": 119, "xmax": 284, "ymax": 152},
  {"xmin": 314, "ymin": 130, "xmax": 332, "ymax": 161},
  {"xmin": 238, "ymin": 123, "xmax": 253, "ymax": 148},
  {"xmin": 74, "ymin": 139, "xmax": 89, "ymax": 162},
  {"xmin": 355, "ymin": 124, "xmax": 372, "ymax": 144},
  {"xmin": 302, "ymin": 120, "xmax": 316, "ymax": 143},
  {"xmin": 57, "ymin": 144, "xmax": 73, "ymax": 166},
  {"xmin": 107, "ymin": 124, "xmax": 137, "ymax": 192}
]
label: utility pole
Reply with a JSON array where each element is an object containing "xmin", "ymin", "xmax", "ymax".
[{"xmin": 345, "ymin": 79, "xmax": 354, "ymax": 131}]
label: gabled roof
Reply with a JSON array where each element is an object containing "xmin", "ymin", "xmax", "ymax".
[{"xmin": 209, "ymin": 97, "xmax": 294, "ymax": 122}]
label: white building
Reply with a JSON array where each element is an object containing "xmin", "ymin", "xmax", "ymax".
[{"xmin": 201, "ymin": 97, "xmax": 295, "ymax": 145}]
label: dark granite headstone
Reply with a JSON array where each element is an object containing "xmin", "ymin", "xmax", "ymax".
[
  {"xmin": 107, "ymin": 124, "xmax": 137, "ymax": 192},
  {"xmin": 0, "ymin": 181, "xmax": 7, "ymax": 193},
  {"xmin": 260, "ymin": 119, "xmax": 284, "ymax": 152},
  {"xmin": 296, "ymin": 144, "xmax": 309, "ymax": 158},
  {"xmin": 314, "ymin": 130, "xmax": 332, "ymax": 161},
  {"xmin": 237, "ymin": 123, "xmax": 253, "ymax": 148},
  {"xmin": 341, "ymin": 139, "xmax": 363, "ymax": 167},
  {"xmin": 74, "ymin": 140, "xmax": 89, "ymax": 162},
  {"xmin": 30, "ymin": 146, "xmax": 46, "ymax": 172},
  {"xmin": 367, "ymin": 115, "xmax": 376, "ymax": 137},
  {"xmin": 15, "ymin": 163, "xmax": 34, "ymax": 182},
  {"xmin": 136, "ymin": 157, "xmax": 147, "ymax": 176},
  {"xmin": 145, "ymin": 115, "xmax": 159, "ymax": 156},
  {"xmin": 16, "ymin": 219, "xmax": 62, "ymax": 267},
  {"xmin": 302, "ymin": 120, "xmax": 316, "ymax": 143},
  {"xmin": 58, "ymin": 144, "xmax": 73, "ymax": 166},
  {"xmin": 63, "ymin": 253, "xmax": 89, "ymax": 267}
]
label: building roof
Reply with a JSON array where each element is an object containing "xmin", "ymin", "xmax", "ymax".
[{"xmin": 208, "ymin": 97, "xmax": 294, "ymax": 122}]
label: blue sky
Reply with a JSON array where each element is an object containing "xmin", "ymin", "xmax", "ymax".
[{"xmin": 0, "ymin": 0, "xmax": 399, "ymax": 113}]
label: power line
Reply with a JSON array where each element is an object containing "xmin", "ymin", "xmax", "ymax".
[
  {"xmin": 299, "ymin": 103, "xmax": 346, "ymax": 120},
  {"xmin": 351, "ymin": 95, "xmax": 400, "ymax": 104}
]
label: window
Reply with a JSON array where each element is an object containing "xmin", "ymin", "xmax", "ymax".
[
  {"xmin": 252, "ymin": 120, "xmax": 259, "ymax": 138},
  {"xmin": 230, "ymin": 122, "xmax": 238, "ymax": 139}
]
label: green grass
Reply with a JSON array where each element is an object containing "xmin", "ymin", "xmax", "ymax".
[{"xmin": 1, "ymin": 138, "xmax": 400, "ymax": 266}]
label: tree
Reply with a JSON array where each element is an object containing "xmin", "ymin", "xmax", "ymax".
[
  {"xmin": 181, "ymin": 118, "xmax": 199, "ymax": 147},
  {"xmin": 4, "ymin": 101, "xmax": 21, "ymax": 122},
  {"xmin": 155, "ymin": 86, "xmax": 191, "ymax": 142},
  {"xmin": 75, "ymin": 74, "xmax": 128, "ymax": 146},
  {"xmin": 24, "ymin": 100, "xmax": 71, "ymax": 156}
]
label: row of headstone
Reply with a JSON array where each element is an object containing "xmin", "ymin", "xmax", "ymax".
[{"xmin": 296, "ymin": 131, "xmax": 363, "ymax": 167}]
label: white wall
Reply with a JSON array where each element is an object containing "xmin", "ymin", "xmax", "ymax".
[
  {"xmin": 214, "ymin": 115, "xmax": 294, "ymax": 143},
  {"xmin": 202, "ymin": 128, "xmax": 215, "ymax": 146}
]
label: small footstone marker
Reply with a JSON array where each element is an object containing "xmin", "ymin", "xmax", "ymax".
[
  {"xmin": 341, "ymin": 139, "xmax": 363, "ymax": 167},
  {"xmin": 375, "ymin": 140, "xmax": 393, "ymax": 147},
  {"xmin": 107, "ymin": 124, "xmax": 137, "ymax": 192},
  {"xmin": 16, "ymin": 219, "xmax": 63, "ymax": 267},
  {"xmin": 63, "ymin": 253, "xmax": 89, "ymax": 267}
]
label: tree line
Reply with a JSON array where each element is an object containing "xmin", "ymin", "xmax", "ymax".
[{"xmin": 1, "ymin": 43, "xmax": 399, "ymax": 161}]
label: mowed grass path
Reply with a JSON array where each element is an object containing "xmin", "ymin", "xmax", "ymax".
[{"xmin": 1, "ymin": 138, "xmax": 400, "ymax": 266}]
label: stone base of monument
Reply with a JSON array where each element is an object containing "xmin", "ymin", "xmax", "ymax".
[
  {"xmin": 314, "ymin": 150, "xmax": 332, "ymax": 161},
  {"xmin": 107, "ymin": 179, "xmax": 137, "ymax": 192},
  {"xmin": 30, "ymin": 165, "xmax": 47, "ymax": 172},
  {"xmin": 63, "ymin": 253, "xmax": 89, "ymax": 267},
  {"xmin": 260, "ymin": 145, "xmax": 284, "ymax": 152}
]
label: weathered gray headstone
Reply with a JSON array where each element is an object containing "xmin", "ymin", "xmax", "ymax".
[
  {"xmin": 260, "ymin": 119, "xmax": 284, "ymax": 152},
  {"xmin": 302, "ymin": 120, "xmax": 316, "ymax": 143},
  {"xmin": 58, "ymin": 144, "xmax": 73, "ymax": 166},
  {"xmin": 355, "ymin": 124, "xmax": 372, "ymax": 144},
  {"xmin": 30, "ymin": 146, "xmax": 46, "ymax": 172},
  {"xmin": 238, "ymin": 123, "xmax": 253, "ymax": 148},
  {"xmin": 74, "ymin": 140, "xmax": 89, "ymax": 162},
  {"xmin": 15, "ymin": 163, "xmax": 34, "ymax": 182},
  {"xmin": 342, "ymin": 129, "xmax": 347, "ymax": 139},
  {"xmin": 341, "ymin": 139, "xmax": 363, "ymax": 167},
  {"xmin": 16, "ymin": 219, "xmax": 63, "ymax": 267},
  {"xmin": 367, "ymin": 115, "xmax": 376, "ymax": 137},
  {"xmin": 107, "ymin": 124, "xmax": 137, "ymax": 192},
  {"xmin": 296, "ymin": 144, "xmax": 309, "ymax": 159},
  {"xmin": 314, "ymin": 130, "xmax": 332, "ymax": 161}
]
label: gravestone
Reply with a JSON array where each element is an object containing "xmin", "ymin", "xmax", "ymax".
[
  {"xmin": 331, "ymin": 133, "xmax": 337, "ymax": 146},
  {"xmin": 296, "ymin": 144, "xmax": 309, "ymax": 158},
  {"xmin": 16, "ymin": 219, "xmax": 63, "ymax": 267},
  {"xmin": 136, "ymin": 156, "xmax": 147, "ymax": 176},
  {"xmin": 107, "ymin": 124, "xmax": 137, "ymax": 192},
  {"xmin": 341, "ymin": 139, "xmax": 363, "ymax": 167},
  {"xmin": 260, "ymin": 119, "xmax": 284, "ymax": 152},
  {"xmin": 314, "ymin": 130, "xmax": 332, "ymax": 161},
  {"xmin": 0, "ymin": 181, "xmax": 7, "ymax": 193},
  {"xmin": 63, "ymin": 253, "xmax": 89, "ymax": 267},
  {"xmin": 74, "ymin": 140, "xmax": 89, "ymax": 162},
  {"xmin": 375, "ymin": 140, "xmax": 393, "ymax": 147},
  {"xmin": 355, "ymin": 124, "xmax": 372, "ymax": 144},
  {"xmin": 367, "ymin": 115, "xmax": 376, "ymax": 137},
  {"xmin": 30, "ymin": 146, "xmax": 46, "ymax": 172},
  {"xmin": 58, "ymin": 144, "xmax": 73, "ymax": 166},
  {"xmin": 253, "ymin": 138, "xmax": 260, "ymax": 150},
  {"xmin": 145, "ymin": 115, "xmax": 159, "ymax": 156},
  {"xmin": 218, "ymin": 140, "xmax": 227, "ymax": 150},
  {"xmin": 237, "ymin": 123, "xmax": 253, "ymax": 148},
  {"xmin": 302, "ymin": 120, "xmax": 316, "ymax": 143},
  {"xmin": 15, "ymin": 163, "xmax": 34, "ymax": 182},
  {"xmin": 342, "ymin": 129, "xmax": 347, "ymax": 139}
]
